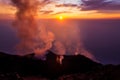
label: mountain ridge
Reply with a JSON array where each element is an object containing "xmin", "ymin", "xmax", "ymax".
[
  {"xmin": 0, "ymin": 51, "xmax": 101, "ymax": 77},
  {"xmin": 0, "ymin": 51, "xmax": 119, "ymax": 80}
]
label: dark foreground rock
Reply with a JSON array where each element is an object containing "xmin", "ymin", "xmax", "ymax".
[
  {"xmin": 58, "ymin": 65, "xmax": 120, "ymax": 80},
  {"xmin": 0, "ymin": 51, "xmax": 119, "ymax": 80}
]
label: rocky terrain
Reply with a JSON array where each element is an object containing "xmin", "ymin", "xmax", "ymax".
[{"xmin": 0, "ymin": 51, "xmax": 119, "ymax": 80}]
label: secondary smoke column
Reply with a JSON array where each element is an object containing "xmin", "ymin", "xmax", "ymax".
[
  {"xmin": 46, "ymin": 20, "xmax": 97, "ymax": 62},
  {"xmin": 11, "ymin": 0, "xmax": 56, "ymax": 56}
]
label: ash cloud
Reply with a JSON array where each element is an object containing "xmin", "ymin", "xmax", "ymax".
[{"xmin": 11, "ymin": 0, "xmax": 55, "ymax": 56}]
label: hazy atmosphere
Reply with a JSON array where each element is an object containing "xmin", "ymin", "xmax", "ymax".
[{"xmin": 0, "ymin": 19, "xmax": 120, "ymax": 64}]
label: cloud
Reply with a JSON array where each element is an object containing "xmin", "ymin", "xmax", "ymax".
[
  {"xmin": 56, "ymin": 3, "xmax": 78, "ymax": 7},
  {"xmin": 53, "ymin": 3, "xmax": 80, "ymax": 15},
  {"xmin": 40, "ymin": 10, "xmax": 53, "ymax": 14},
  {"xmin": 80, "ymin": 0, "xmax": 120, "ymax": 11},
  {"xmin": 96, "ymin": 9, "xmax": 120, "ymax": 14},
  {"xmin": 52, "ymin": 11, "xmax": 71, "ymax": 15},
  {"xmin": 40, "ymin": 0, "xmax": 52, "ymax": 5}
]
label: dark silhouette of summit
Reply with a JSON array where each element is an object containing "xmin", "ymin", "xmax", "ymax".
[
  {"xmin": 0, "ymin": 51, "xmax": 102, "ymax": 79},
  {"xmin": 0, "ymin": 51, "xmax": 120, "ymax": 80},
  {"xmin": 45, "ymin": 51, "xmax": 102, "ymax": 78}
]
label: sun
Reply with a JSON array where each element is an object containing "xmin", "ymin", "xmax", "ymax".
[{"xmin": 59, "ymin": 16, "xmax": 63, "ymax": 20}]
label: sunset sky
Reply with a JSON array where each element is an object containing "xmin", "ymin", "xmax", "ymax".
[{"xmin": 0, "ymin": 0, "xmax": 120, "ymax": 19}]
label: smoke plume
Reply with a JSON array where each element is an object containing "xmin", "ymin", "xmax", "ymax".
[
  {"xmin": 11, "ymin": 0, "xmax": 97, "ymax": 62},
  {"xmin": 11, "ymin": 0, "xmax": 55, "ymax": 56}
]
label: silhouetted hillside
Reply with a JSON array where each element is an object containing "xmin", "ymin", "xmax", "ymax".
[
  {"xmin": 58, "ymin": 64, "xmax": 120, "ymax": 80},
  {"xmin": 0, "ymin": 51, "xmax": 119, "ymax": 80}
]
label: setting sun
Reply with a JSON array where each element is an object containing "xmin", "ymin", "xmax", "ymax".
[{"xmin": 59, "ymin": 16, "xmax": 63, "ymax": 20}]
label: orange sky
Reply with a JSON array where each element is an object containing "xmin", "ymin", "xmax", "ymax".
[{"xmin": 0, "ymin": 2, "xmax": 120, "ymax": 19}]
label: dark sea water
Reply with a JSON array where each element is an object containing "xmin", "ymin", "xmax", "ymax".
[{"xmin": 0, "ymin": 19, "xmax": 120, "ymax": 64}]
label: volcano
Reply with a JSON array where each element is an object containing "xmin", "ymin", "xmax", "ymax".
[
  {"xmin": 0, "ymin": 51, "xmax": 102, "ymax": 79},
  {"xmin": 0, "ymin": 51, "xmax": 119, "ymax": 80}
]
